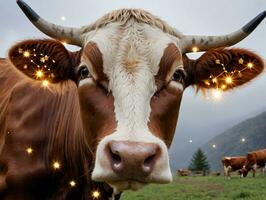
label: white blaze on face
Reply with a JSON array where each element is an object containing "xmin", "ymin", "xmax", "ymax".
[{"xmin": 83, "ymin": 21, "xmax": 181, "ymax": 191}]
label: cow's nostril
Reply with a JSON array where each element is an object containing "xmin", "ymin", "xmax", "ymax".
[
  {"xmin": 143, "ymin": 154, "xmax": 157, "ymax": 173},
  {"xmin": 108, "ymin": 145, "xmax": 123, "ymax": 172},
  {"xmin": 111, "ymin": 151, "xmax": 122, "ymax": 166}
]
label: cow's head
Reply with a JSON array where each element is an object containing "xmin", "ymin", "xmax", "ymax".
[{"xmin": 15, "ymin": 0, "xmax": 265, "ymax": 192}]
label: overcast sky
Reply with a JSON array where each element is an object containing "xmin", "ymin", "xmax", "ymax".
[{"xmin": 1, "ymin": 0, "xmax": 266, "ymax": 168}]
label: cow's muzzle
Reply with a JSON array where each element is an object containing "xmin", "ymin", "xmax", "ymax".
[{"xmin": 107, "ymin": 141, "xmax": 160, "ymax": 178}]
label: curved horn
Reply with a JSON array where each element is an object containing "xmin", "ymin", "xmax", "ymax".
[
  {"xmin": 181, "ymin": 11, "xmax": 266, "ymax": 53},
  {"xmin": 17, "ymin": 0, "xmax": 83, "ymax": 46}
]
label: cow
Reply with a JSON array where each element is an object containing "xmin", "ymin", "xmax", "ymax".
[
  {"xmin": 222, "ymin": 156, "xmax": 246, "ymax": 179},
  {"xmin": 0, "ymin": 0, "xmax": 265, "ymax": 198},
  {"xmin": 240, "ymin": 149, "xmax": 266, "ymax": 178},
  {"xmin": 177, "ymin": 169, "xmax": 191, "ymax": 176}
]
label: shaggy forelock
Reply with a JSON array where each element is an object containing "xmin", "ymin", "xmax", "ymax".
[{"xmin": 80, "ymin": 9, "xmax": 183, "ymax": 38}]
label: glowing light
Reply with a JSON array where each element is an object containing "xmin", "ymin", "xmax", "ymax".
[
  {"xmin": 53, "ymin": 161, "xmax": 60, "ymax": 170},
  {"xmin": 192, "ymin": 46, "xmax": 199, "ymax": 52},
  {"xmin": 215, "ymin": 59, "xmax": 221, "ymax": 64},
  {"xmin": 247, "ymin": 62, "xmax": 253, "ymax": 69},
  {"xmin": 189, "ymin": 139, "xmax": 193, "ymax": 143},
  {"xmin": 69, "ymin": 180, "xmax": 76, "ymax": 187},
  {"xmin": 36, "ymin": 70, "xmax": 44, "ymax": 78},
  {"xmin": 225, "ymin": 76, "xmax": 233, "ymax": 84},
  {"xmin": 26, "ymin": 147, "xmax": 33, "ymax": 154},
  {"xmin": 238, "ymin": 58, "xmax": 244, "ymax": 64},
  {"xmin": 23, "ymin": 51, "xmax": 30, "ymax": 58},
  {"xmin": 204, "ymin": 81, "xmax": 210, "ymax": 86},
  {"xmin": 212, "ymin": 144, "xmax": 216, "ymax": 148},
  {"xmin": 92, "ymin": 190, "xmax": 100, "ymax": 198},
  {"xmin": 241, "ymin": 138, "xmax": 246, "ymax": 143},
  {"xmin": 40, "ymin": 57, "xmax": 46, "ymax": 63},
  {"xmin": 60, "ymin": 16, "xmax": 66, "ymax": 21},
  {"xmin": 42, "ymin": 80, "xmax": 49, "ymax": 87},
  {"xmin": 212, "ymin": 78, "xmax": 217, "ymax": 83},
  {"xmin": 221, "ymin": 84, "xmax": 227, "ymax": 90},
  {"xmin": 23, "ymin": 65, "xmax": 28, "ymax": 69},
  {"xmin": 212, "ymin": 89, "xmax": 222, "ymax": 100},
  {"xmin": 62, "ymin": 41, "xmax": 67, "ymax": 46}
]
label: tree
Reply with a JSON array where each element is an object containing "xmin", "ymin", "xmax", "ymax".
[{"xmin": 188, "ymin": 148, "xmax": 210, "ymax": 175}]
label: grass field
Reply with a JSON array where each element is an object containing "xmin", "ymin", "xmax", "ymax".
[{"xmin": 121, "ymin": 173, "xmax": 266, "ymax": 200}]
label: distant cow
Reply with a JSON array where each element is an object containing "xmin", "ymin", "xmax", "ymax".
[
  {"xmin": 240, "ymin": 149, "xmax": 266, "ymax": 178},
  {"xmin": 177, "ymin": 169, "xmax": 191, "ymax": 176},
  {"xmin": 222, "ymin": 156, "xmax": 246, "ymax": 179}
]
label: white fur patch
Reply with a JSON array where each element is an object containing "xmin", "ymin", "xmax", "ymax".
[{"xmin": 82, "ymin": 20, "xmax": 181, "ymax": 190}]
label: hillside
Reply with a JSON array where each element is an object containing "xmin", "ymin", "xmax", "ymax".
[{"xmin": 201, "ymin": 111, "xmax": 266, "ymax": 170}]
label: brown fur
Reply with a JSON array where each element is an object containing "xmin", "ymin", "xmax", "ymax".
[
  {"xmin": 83, "ymin": 42, "xmax": 108, "ymax": 82},
  {"xmin": 148, "ymin": 84, "xmax": 183, "ymax": 147},
  {"xmin": 156, "ymin": 43, "xmax": 181, "ymax": 83},
  {"xmin": 78, "ymin": 81, "xmax": 117, "ymax": 153}
]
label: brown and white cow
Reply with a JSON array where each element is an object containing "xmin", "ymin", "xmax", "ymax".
[
  {"xmin": 240, "ymin": 149, "xmax": 266, "ymax": 178},
  {"xmin": 222, "ymin": 156, "xmax": 246, "ymax": 179},
  {"xmin": 0, "ymin": 0, "xmax": 265, "ymax": 198}
]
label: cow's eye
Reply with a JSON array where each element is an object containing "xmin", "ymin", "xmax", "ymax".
[
  {"xmin": 78, "ymin": 65, "xmax": 89, "ymax": 79},
  {"xmin": 173, "ymin": 69, "xmax": 185, "ymax": 82}
]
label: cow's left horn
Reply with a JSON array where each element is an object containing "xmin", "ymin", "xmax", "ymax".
[
  {"xmin": 17, "ymin": 0, "xmax": 83, "ymax": 46},
  {"xmin": 181, "ymin": 11, "xmax": 266, "ymax": 53}
]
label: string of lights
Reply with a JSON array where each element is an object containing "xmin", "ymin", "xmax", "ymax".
[{"xmin": 18, "ymin": 48, "xmax": 56, "ymax": 87}]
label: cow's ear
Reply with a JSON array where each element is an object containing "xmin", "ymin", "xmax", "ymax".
[
  {"xmin": 8, "ymin": 39, "xmax": 81, "ymax": 83},
  {"xmin": 185, "ymin": 48, "xmax": 264, "ymax": 90}
]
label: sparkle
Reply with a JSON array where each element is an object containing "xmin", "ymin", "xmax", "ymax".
[
  {"xmin": 53, "ymin": 161, "xmax": 60, "ymax": 170},
  {"xmin": 241, "ymin": 138, "xmax": 246, "ymax": 143},
  {"xmin": 212, "ymin": 78, "xmax": 217, "ymax": 83},
  {"xmin": 221, "ymin": 84, "xmax": 227, "ymax": 90},
  {"xmin": 192, "ymin": 46, "xmax": 199, "ymax": 53},
  {"xmin": 204, "ymin": 80, "xmax": 210, "ymax": 86},
  {"xmin": 247, "ymin": 62, "xmax": 253, "ymax": 69},
  {"xmin": 212, "ymin": 144, "xmax": 216, "ymax": 148},
  {"xmin": 92, "ymin": 190, "xmax": 100, "ymax": 198},
  {"xmin": 23, "ymin": 51, "xmax": 30, "ymax": 58},
  {"xmin": 23, "ymin": 65, "xmax": 28, "ymax": 69},
  {"xmin": 69, "ymin": 180, "xmax": 76, "ymax": 187},
  {"xmin": 36, "ymin": 70, "xmax": 44, "ymax": 78},
  {"xmin": 238, "ymin": 58, "xmax": 244, "ymax": 64},
  {"xmin": 40, "ymin": 57, "xmax": 46, "ymax": 63},
  {"xmin": 62, "ymin": 41, "xmax": 67, "ymax": 46},
  {"xmin": 189, "ymin": 139, "xmax": 193, "ymax": 143},
  {"xmin": 225, "ymin": 76, "xmax": 233, "ymax": 84},
  {"xmin": 42, "ymin": 80, "xmax": 49, "ymax": 87},
  {"xmin": 26, "ymin": 147, "xmax": 33, "ymax": 154},
  {"xmin": 212, "ymin": 89, "xmax": 222, "ymax": 100},
  {"xmin": 61, "ymin": 16, "xmax": 66, "ymax": 21}
]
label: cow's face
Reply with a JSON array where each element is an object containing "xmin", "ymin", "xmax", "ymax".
[
  {"xmin": 240, "ymin": 167, "xmax": 249, "ymax": 178},
  {"xmin": 78, "ymin": 23, "xmax": 185, "ymax": 191},
  {"xmin": 14, "ymin": 0, "xmax": 266, "ymax": 193}
]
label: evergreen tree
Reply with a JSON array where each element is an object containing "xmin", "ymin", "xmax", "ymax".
[{"xmin": 188, "ymin": 148, "xmax": 210, "ymax": 174}]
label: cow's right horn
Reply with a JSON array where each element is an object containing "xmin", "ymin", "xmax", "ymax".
[{"xmin": 17, "ymin": 0, "xmax": 83, "ymax": 46}]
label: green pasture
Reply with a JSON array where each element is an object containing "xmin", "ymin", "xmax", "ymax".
[{"xmin": 122, "ymin": 173, "xmax": 266, "ymax": 200}]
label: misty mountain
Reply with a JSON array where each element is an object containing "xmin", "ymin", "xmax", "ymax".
[
  {"xmin": 169, "ymin": 106, "xmax": 266, "ymax": 171},
  {"xmin": 201, "ymin": 111, "xmax": 266, "ymax": 170}
]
